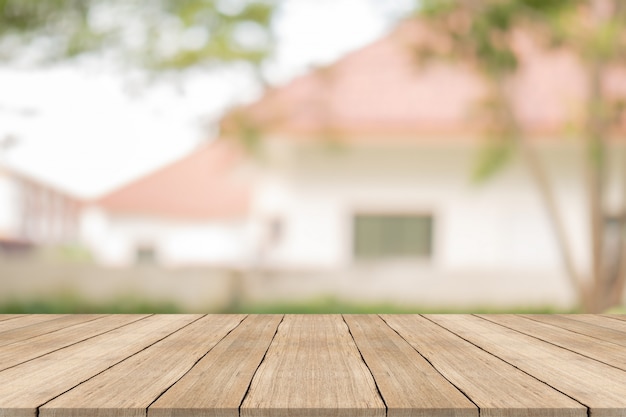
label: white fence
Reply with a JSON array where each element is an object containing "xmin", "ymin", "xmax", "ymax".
[{"xmin": 0, "ymin": 259, "xmax": 582, "ymax": 311}]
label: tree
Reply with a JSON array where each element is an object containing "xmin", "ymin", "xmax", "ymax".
[
  {"xmin": 0, "ymin": 0, "xmax": 276, "ymax": 70},
  {"xmin": 418, "ymin": 0, "xmax": 626, "ymax": 312},
  {"xmin": 0, "ymin": 0, "xmax": 277, "ymax": 150}
]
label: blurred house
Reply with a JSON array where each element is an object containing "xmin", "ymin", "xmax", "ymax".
[
  {"xmin": 0, "ymin": 166, "xmax": 81, "ymax": 255},
  {"xmin": 84, "ymin": 20, "xmax": 626, "ymax": 307},
  {"xmin": 80, "ymin": 142, "xmax": 251, "ymax": 267},
  {"xmin": 221, "ymin": 20, "xmax": 626, "ymax": 307}
]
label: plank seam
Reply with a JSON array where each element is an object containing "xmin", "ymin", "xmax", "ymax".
[
  {"xmin": 0, "ymin": 314, "xmax": 133, "ymax": 373},
  {"xmin": 476, "ymin": 314, "xmax": 626, "ymax": 374},
  {"xmin": 568, "ymin": 315, "xmax": 626, "ymax": 332},
  {"xmin": 0, "ymin": 315, "xmax": 67, "ymax": 336},
  {"xmin": 144, "ymin": 314, "xmax": 249, "ymax": 416},
  {"xmin": 378, "ymin": 314, "xmax": 481, "ymax": 416},
  {"xmin": 469, "ymin": 315, "xmax": 596, "ymax": 417},
  {"xmin": 422, "ymin": 315, "xmax": 591, "ymax": 416},
  {"xmin": 34, "ymin": 314, "xmax": 203, "ymax": 415},
  {"xmin": 0, "ymin": 316, "xmax": 93, "ymax": 348},
  {"xmin": 341, "ymin": 314, "xmax": 388, "ymax": 416},
  {"xmin": 0, "ymin": 315, "xmax": 26, "ymax": 323},
  {"xmin": 31, "ymin": 314, "xmax": 153, "ymax": 417},
  {"xmin": 521, "ymin": 315, "xmax": 626, "ymax": 348},
  {"xmin": 599, "ymin": 314, "xmax": 626, "ymax": 323},
  {"xmin": 238, "ymin": 314, "xmax": 285, "ymax": 416}
]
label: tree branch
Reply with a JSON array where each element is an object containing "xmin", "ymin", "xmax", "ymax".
[{"xmin": 491, "ymin": 79, "xmax": 586, "ymax": 305}]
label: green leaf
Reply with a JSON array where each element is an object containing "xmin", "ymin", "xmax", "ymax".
[
  {"xmin": 472, "ymin": 140, "xmax": 514, "ymax": 183},
  {"xmin": 0, "ymin": 0, "xmax": 277, "ymax": 70}
]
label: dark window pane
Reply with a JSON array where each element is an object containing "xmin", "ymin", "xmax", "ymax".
[
  {"xmin": 136, "ymin": 245, "xmax": 157, "ymax": 265},
  {"xmin": 354, "ymin": 214, "xmax": 432, "ymax": 260}
]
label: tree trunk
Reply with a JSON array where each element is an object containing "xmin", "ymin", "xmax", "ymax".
[
  {"xmin": 584, "ymin": 58, "xmax": 611, "ymax": 313},
  {"xmin": 491, "ymin": 79, "xmax": 587, "ymax": 308}
]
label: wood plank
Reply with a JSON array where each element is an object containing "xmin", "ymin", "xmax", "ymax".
[
  {"xmin": 381, "ymin": 315, "xmax": 584, "ymax": 417},
  {"xmin": 0, "ymin": 314, "xmax": 26, "ymax": 322},
  {"xmin": 41, "ymin": 314, "xmax": 245, "ymax": 417},
  {"xmin": 344, "ymin": 315, "xmax": 478, "ymax": 417},
  {"xmin": 522, "ymin": 315, "xmax": 626, "ymax": 347},
  {"xmin": 0, "ymin": 314, "xmax": 201, "ymax": 417},
  {"xmin": 0, "ymin": 314, "xmax": 65, "ymax": 337},
  {"xmin": 571, "ymin": 314, "xmax": 626, "ymax": 333},
  {"xmin": 602, "ymin": 314, "xmax": 626, "ymax": 322},
  {"xmin": 0, "ymin": 314, "xmax": 101, "ymax": 347},
  {"xmin": 427, "ymin": 314, "xmax": 626, "ymax": 417},
  {"xmin": 149, "ymin": 314, "xmax": 283, "ymax": 417},
  {"xmin": 241, "ymin": 314, "xmax": 386, "ymax": 417},
  {"xmin": 0, "ymin": 314, "xmax": 148, "ymax": 371},
  {"xmin": 479, "ymin": 314, "xmax": 626, "ymax": 372}
]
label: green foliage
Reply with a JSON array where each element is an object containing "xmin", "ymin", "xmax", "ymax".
[
  {"xmin": 0, "ymin": 0, "xmax": 277, "ymax": 69},
  {"xmin": 418, "ymin": 0, "xmax": 626, "ymax": 181},
  {"xmin": 419, "ymin": 0, "xmax": 580, "ymax": 77},
  {"xmin": 39, "ymin": 244, "xmax": 94, "ymax": 263},
  {"xmin": 218, "ymin": 295, "xmax": 576, "ymax": 314},
  {"xmin": 0, "ymin": 294, "xmax": 578, "ymax": 314},
  {"xmin": 472, "ymin": 140, "xmax": 514, "ymax": 183},
  {"xmin": 229, "ymin": 111, "xmax": 263, "ymax": 151},
  {"xmin": 0, "ymin": 293, "xmax": 181, "ymax": 313},
  {"xmin": 587, "ymin": 19, "xmax": 623, "ymax": 61},
  {"xmin": 419, "ymin": 0, "xmax": 626, "ymax": 80}
]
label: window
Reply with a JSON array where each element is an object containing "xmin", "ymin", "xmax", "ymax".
[
  {"xmin": 353, "ymin": 214, "xmax": 433, "ymax": 260},
  {"xmin": 136, "ymin": 244, "xmax": 157, "ymax": 265}
]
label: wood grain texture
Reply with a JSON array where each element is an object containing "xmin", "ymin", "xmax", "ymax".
[
  {"xmin": 602, "ymin": 314, "xmax": 626, "ymax": 322},
  {"xmin": 41, "ymin": 314, "xmax": 245, "ymax": 417},
  {"xmin": 0, "ymin": 314, "xmax": 200, "ymax": 417},
  {"xmin": 0, "ymin": 315, "xmax": 101, "ymax": 348},
  {"xmin": 427, "ymin": 314, "xmax": 626, "ymax": 417},
  {"xmin": 569, "ymin": 314, "xmax": 626, "ymax": 333},
  {"xmin": 522, "ymin": 315, "xmax": 626, "ymax": 347},
  {"xmin": 481, "ymin": 314, "xmax": 626, "ymax": 371},
  {"xmin": 1, "ymin": 314, "xmax": 626, "ymax": 417},
  {"xmin": 149, "ymin": 314, "xmax": 283, "ymax": 417},
  {"xmin": 0, "ymin": 314, "xmax": 66, "ymax": 340},
  {"xmin": 344, "ymin": 315, "xmax": 477, "ymax": 417},
  {"xmin": 0, "ymin": 314, "xmax": 147, "ymax": 371},
  {"xmin": 241, "ymin": 314, "xmax": 386, "ymax": 417},
  {"xmin": 0, "ymin": 315, "xmax": 25, "ymax": 323},
  {"xmin": 382, "ymin": 315, "xmax": 584, "ymax": 417}
]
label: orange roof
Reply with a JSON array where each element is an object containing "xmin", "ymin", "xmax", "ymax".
[
  {"xmin": 96, "ymin": 140, "xmax": 250, "ymax": 219},
  {"xmin": 221, "ymin": 19, "xmax": 626, "ymax": 141}
]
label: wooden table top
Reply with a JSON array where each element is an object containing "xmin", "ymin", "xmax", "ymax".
[{"xmin": 0, "ymin": 314, "xmax": 625, "ymax": 417}]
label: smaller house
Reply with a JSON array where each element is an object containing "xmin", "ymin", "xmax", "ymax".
[
  {"xmin": 81, "ymin": 141, "xmax": 251, "ymax": 267},
  {"xmin": 0, "ymin": 166, "xmax": 81, "ymax": 254}
]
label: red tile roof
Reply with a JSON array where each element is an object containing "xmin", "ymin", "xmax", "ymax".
[
  {"xmin": 96, "ymin": 140, "xmax": 250, "ymax": 219},
  {"xmin": 222, "ymin": 19, "xmax": 626, "ymax": 141},
  {"xmin": 96, "ymin": 19, "xmax": 626, "ymax": 219}
]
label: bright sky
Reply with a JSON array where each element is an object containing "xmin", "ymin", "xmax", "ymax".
[{"xmin": 0, "ymin": 0, "xmax": 412, "ymax": 198}]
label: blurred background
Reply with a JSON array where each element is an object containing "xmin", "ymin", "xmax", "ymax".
[{"xmin": 1, "ymin": 0, "xmax": 626, "ymax": 314}]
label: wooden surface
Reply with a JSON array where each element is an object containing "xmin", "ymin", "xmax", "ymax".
[
  {"xmin": 0, "ymin": 315, "xmax": 625, "ymax": 417},
  {"xmin": 241, "ymin": 314, "xmax": 385, "ymax": 417}
]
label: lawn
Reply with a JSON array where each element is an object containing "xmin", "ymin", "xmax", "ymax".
[{"xmin": 0, "ymin": 294, "xmax": 578, "ymax": 314}]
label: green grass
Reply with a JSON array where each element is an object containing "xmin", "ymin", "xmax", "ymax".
[
  {"xmin": 0, "ymin": 294, "xmax": 182, "ymax": 314},
  {"xmin": 222, "ymin": 295, "xmax": 578, "ymax": 314},
  {"xmin": 0, "ymin": 294, "xmax": 579, "ymax": 314},
  {"xmin": 604, "ymin": 306, "xmax": 626, "ymax": 314}
]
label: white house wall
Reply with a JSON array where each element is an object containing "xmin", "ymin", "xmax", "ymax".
[
  {"xmin": 251, "ymin": 140, "xmax": 592, "ymax": 275},
  {"xmin": 75, "ymin": 138, "xmax": 624, "ymax": 308},
  {"xmin": 81, "ymin": 206, "xmax": 248, "ymax": 267},
  {"xmin": 0, "ymin": 173, "xmax": 20, "ymax": 238}
]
